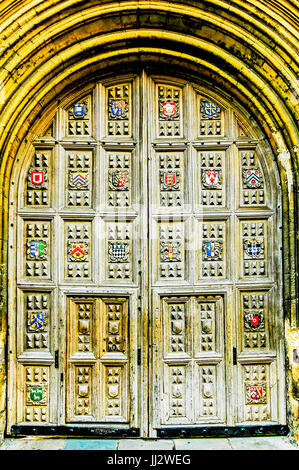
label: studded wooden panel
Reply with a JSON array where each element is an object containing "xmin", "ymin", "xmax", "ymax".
[
  {"xmin": 196, "ymin": 365, "xmax": 218, "ymax": 419},
  {"xmin": 103, "ymin": 302, "xmax": 126, "ymax": 353},
  {"xmin": 165, "ymin": 364, "xmax": 189, "ymax": 423},
  {"xmin": 157, "ymin": 152, "xmax": 185, "ymax": 209},
  {"xmin": 24, "ymin": 292, "xmax": 50, "ymax": 351},
  {"xmin": 198, "ymin": 99, "xmax": 223, "ymax": 137},
  {"xmin": 198, "ymin": 150, "xmax": 226, "ymax": 207},
  {"xmin": 107, "ymin": 151, "xmax": 132, "ymax": 207},
  {"xmin": 67, "ymin": 96, "xmax": 92, "ymax": 137},
  {"xmin": 240, "ymin": 149, "xmax": 265, "ymax": 207},
  {"xmin": 195, "ymin": 220, "xmax": 227, "ymax": 280},
  {"xmin": 194, "ymin": 300, "xmax": 217, "ymax": 353},
  {"xmin": 23, "ymin": 366, "xmax": 50, "ymax": 423},
  {"xmin": 23, "ymin": 221, "xmax": 51, "ymax": 280},
  {"xmin": 25, "ymin": 149, "xmax": 51, "ymax": 207},
  {"xmin": 76, "ymin": 302, "xmax": 94, "ymax": 353},
  {"xmin": 163, "ymin": 299, "xmax": 189, "ymax": 357},
  {"xmin": 106, "ymin": 83, "xmax": 131, "ymax": 137},
  {"xmin": 157, "ymin": 221, "xmax": 185, "ymax": 281},
  {"xmin": 66, "ymin": 298, "xmax": 129, "ymax": 423},
  {"xmin": 106, "ymin": 222, "xmax": 132, "ymax": 281},
  {"xmin": 160, "ymin": 296, "xmax": 225, "ymax": 425},
  {"xmin": 101, "ymin": 365, "xmax": 128, "ymax": 421},
  {"xmin": 66, "ymin": 298, "xmax": 96, "ymax": 421},
  {"xmin": 240, "ymin": 291, "xmax": 269, "ymax": 350},
  {"xmin": 75, "ymin": 366, "xmax": 93, "ymax": 417},
  {"xmin": 65, "ymin": 221, "xmax": 92, "ymax": 281},
  {"xmin": 238, "ymin": 364, "xmax": 273, "ymax": 422},
  {"xmin": 101, "ymin": 299, "xmax": 129, "ymax": 422},
  {"xmin": 157, "ymin": 84, "xmax": 182, "ymax": 137},
  {"xmin": 240, "ymin": 220, "xmax": 267, "ymax": 277},
  {"xmin": 65, "ymin": 150, "xmax": 93, "ymax": 208}
]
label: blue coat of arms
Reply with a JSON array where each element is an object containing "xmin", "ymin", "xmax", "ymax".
[
  {"xmin": 73, "ymin": 103, "xmax": 86, "ymax": 118},
  {"xmin": 29, "ymin": 313, "xmax": 45, "ymax": 330}
]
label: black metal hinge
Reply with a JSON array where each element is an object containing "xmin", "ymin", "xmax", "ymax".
[
  {"xmin": 55, "ymin": 350, "xmax": 59, "ymax": 368},
  {"xmin": 233, "ymin": 347, "xmax": 237, "ymax": 365},
  {"xmin": 137, "ymin": 348, "xmax": 141, "ymax": 366}
]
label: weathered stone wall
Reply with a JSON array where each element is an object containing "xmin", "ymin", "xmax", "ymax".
[{"xmin": 0, "ymin": 0, "xmax": 298, "ymax": 441}]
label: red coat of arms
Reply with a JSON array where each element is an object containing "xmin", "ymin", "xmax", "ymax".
[
  {"xmin": 250, "ymin": 314, "xmax": 260, "ymax": 327},
  {"xmin": 71, "ymin": 243, "xmax": 85, "ymax": 259},
  {"xmin": 202, "ymin": 170, "xmax": 220, "ymax": 187},
  {"xmin": 162, "ymin": 101, "xmax": 177, "ymax": 117},
  {"xmin": 243, "ymin": 169, "xmax": 262, "ymax": 188},
  {"xmin": 31, "ymin": 171, "xmax": 44, "ymax": 185},
  {"xmin": 113, "ymin": 171, "xmax": 127, "ymax": 188},
  {"xmin": 249, "ymin": 385, "xmax": 265, "ymax": 401},
  {"xmin": 164, "ymin": 173, "xmax": 177, "ymax": 187}
]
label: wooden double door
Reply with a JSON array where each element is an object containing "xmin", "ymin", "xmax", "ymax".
[{"xmin": 7, "ymin": 72, "xmax": 286, "ymax": 437}]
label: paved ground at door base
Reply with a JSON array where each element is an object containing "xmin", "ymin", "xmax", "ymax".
[{"xmin": 0, "ymin": 436, "xmax": 298, "ymax": 450}]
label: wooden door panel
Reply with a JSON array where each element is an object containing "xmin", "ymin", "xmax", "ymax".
[
  {"xmin": 196, "ymin": 148, "xmax": 228, "ymax": 209},
  {"xmin": 66, "ymin": 297, "xmax": 130, "ymax": 423},
  {"xmin": 106, "ymin": 83, "xmax": 132, "ymax": 138},
  {"xmin": 162, "ymin": 297, "xmax": 191, "ymax": 359},
  {"xmin": 148, "ymin": 76, "xmax": 284, "ymax": 434},
  {"xmin": 156, "ymin": 84, "xmax": 184, "ymax": 138},
  {"xmin": 19, "ymin": 365, "xmax": 52, "ymax": 424},
  {"xmin": 238, "ymin": 148, "xmax": 267, "ymax": 208},
  {"xmin": 106, "ymin": 150, "xmax": 132, "ymax": 208},
  {"xmin": 162, "ymin": 363, "xmax": 192, "ymax": 425},
  {"xmin": 100, "ymin": 364, "xmax": 129, "ymax": 422},
  {"xmin": 155, "ymin": 295, "xmax": 226, "ymax": 427},
  {"xmin": 64, "ymin": 149, "xmax": 94, "ymax": 209},
  {"xmin": 23, "ymin": 148, "xmax": 52, "ymax": 208},
  {"xmin": 194, "ymin": 219, "xmax": 228, "ymax": 281},
  {"xmin": 236, "ymin": 362, "xmax": 278, "ymax": 423},
  {"xmin": 154, "ymin": 220, "xmax": 187, "ymax": 284},
  {"xmin": 197, "ymin": 96, "xmax": 225, "ymax": 138},
  {"xmin": 64, "ymin": 221, "xmax": 93, "ymax": 282},
  {"xmin": 153, "ymin": 150, "xmax": 188, "ymax": 211},
  {"xmin": 194, "ymin": 362, "xmax": 225, "ymax": 423},
  {"xmin": 66, "ymin": 95, "xmax": 92, "ymax": 137}
]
